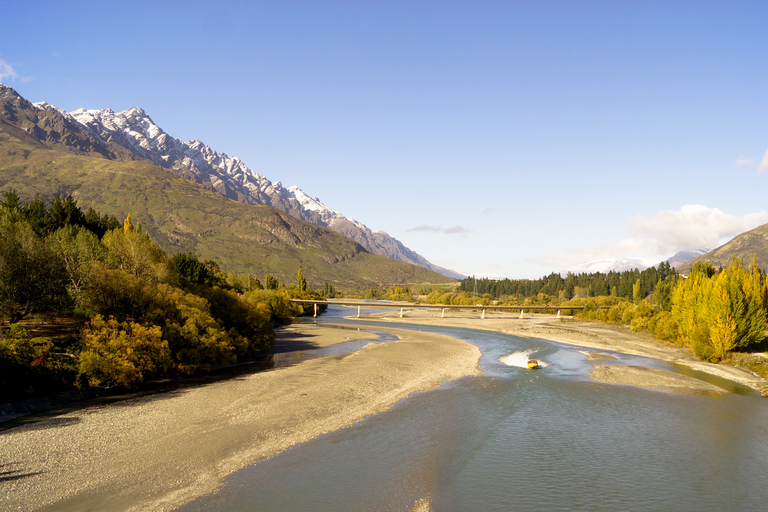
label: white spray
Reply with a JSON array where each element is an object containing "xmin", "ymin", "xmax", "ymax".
[{"xmin": 499, "ymin": 350, "xmax": 548, "ymax": 368}]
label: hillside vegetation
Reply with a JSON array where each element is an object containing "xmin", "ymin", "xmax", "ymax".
[
  {"xmin": 0, "ymin": 133, "xmax": 450, "ymax": 289},
  {"xmin": 0, "ymin": 193, "xmax": 326, "ymax": 401}
]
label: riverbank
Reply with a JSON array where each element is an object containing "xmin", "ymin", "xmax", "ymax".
[
  {"xmin": 0, "ymin": 324, "xmax": 480, "ymax": 512},
  {"xmin": 353, "ymin": 308, "xmax": 768, "ymax": 395}
]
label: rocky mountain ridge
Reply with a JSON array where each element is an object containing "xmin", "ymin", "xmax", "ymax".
[
  {"xmin": 33, "ymin": 97, "xmax": 462, "ymax": 279},
  {"xmin": 0, "ymin": 84, "xmax": 450, "ymax": 288}
]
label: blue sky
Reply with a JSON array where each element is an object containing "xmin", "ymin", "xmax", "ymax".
[{"xmin": 2, "ymin": 1, "xmax": 768, "ymax": 279}]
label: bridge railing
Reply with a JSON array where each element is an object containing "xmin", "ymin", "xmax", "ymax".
[{"xmin": 290, "ymin": 299, "xmax": 605, "ymax": 319}]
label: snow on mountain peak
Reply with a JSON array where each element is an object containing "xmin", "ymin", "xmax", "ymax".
[
  {"xmin": 562, "ymin": 258, "xmax": 648, "ymax": 276},
  {"xmin": 33, "ymin": 99, "xmax": 458, "ymax": 278}
]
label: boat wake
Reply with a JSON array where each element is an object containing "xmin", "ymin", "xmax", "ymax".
[{"xmin": 499, "ymin": 350, "xmax": 548, "ymax": 368}]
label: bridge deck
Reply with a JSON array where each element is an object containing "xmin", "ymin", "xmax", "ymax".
[{"xmin": 290, "ymin": 299, "xmax": 597, "ymax": 311}]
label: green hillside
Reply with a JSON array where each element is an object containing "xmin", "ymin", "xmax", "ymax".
[
  {"xmin": 676, "ymin": 223, "xmax": 768, "ymax": 274},
  {"xmin": 0, "ymin": 133, "xmax": 450, "ymax": 289}
]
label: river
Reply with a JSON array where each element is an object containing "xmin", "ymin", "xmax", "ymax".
[{"xmin": 179, "ymin": 307, "xmax": 768, "ymax": 511}]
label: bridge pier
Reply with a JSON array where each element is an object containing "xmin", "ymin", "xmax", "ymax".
[
  {"xmin": 556, "ymin": 309, "xmax": 561, "ymax": 319},
  {"xmin": 441, "ymin": 308, "xmax": 446, "ymax": 318},
  {"xmin": 400, "ymin": 307, "xmax": 404, "ymax": 318},
  {"xmin": 357, "ymin": 305, "xmax": 361, "ymax": 318},
  {"xmin": 314, "ymin": 303, "xmax": 317, "ymax": 318},
  {"xmin": 519, "ymin": 309, "xmax": 524, "ymax": 319},
  {"xmin": 481, "ymin": 308, "xmax": 486, "ymax": 319}
]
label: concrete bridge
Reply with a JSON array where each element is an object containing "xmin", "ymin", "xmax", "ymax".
[{"xmin": 290, "ymin": 299, "xmax": 596, "ymax": 319}]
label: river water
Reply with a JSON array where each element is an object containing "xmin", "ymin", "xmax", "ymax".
[{"xmin": 180, "ymin": 307, "xmax": 768, "ymax": 511}]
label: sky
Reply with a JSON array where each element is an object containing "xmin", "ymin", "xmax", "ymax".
[{"xmin": 2, "ymin": 1, "xmax": 768, "ymax": 279}]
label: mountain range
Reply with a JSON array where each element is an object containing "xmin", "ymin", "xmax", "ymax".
[
  {"xmin": 0, "ymin": 83, "xmax": 451, "ymax": 288},
  {"xmin": 31, "ymin": 100, "xmax": 462, "ymax": 280}
]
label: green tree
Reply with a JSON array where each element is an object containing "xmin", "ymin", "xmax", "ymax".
[
  {"xmin": 264, "ymin": 274, "xmax": 279, "ymax": 290},
  {"xmin": 48, "ymin": 225, "xmax": 104, "ymax": 304},
  {"xmin": 171, "ymin": 252, "xmax": 212, "ymax": 288},
  {"xmin": 297, "ymin": 268, "xmax": 307, "ymax": 292},
  {"xmin": 102, "ymin": 227, "xmax": 169, "ymax": 284},
  {"xmin": 0, "ymin": 216, "xmax": 68, "ymax": 322},
  {"xmin": 0, "ymin": 189, "xmax": 23, "ymax": 212}
]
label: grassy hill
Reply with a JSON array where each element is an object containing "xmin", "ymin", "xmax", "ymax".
[
  {"xmin": 0, "ymin": 131, "xmax": 451, "ymax": 289},
  {"xmin": 676, "ymin": 223, "xmax": 768, "ymax": 274}
]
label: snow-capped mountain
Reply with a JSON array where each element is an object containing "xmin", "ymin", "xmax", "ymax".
[
  {"xmin": 34, "ymin": 102, "xmax": 462, "ymax": 279},
  {"xmin": 664, "ymin": 249, "xmax": 709, "ymax": 268},
  {"xmin": 562, "ymin": 258, "xmax": 649, "ymax": 276}
]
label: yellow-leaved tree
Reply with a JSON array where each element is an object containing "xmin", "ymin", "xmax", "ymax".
[
  {"xmin": 78, "ymin": 315, "xmax": 171, "ymax": 388},
  {"xmin": 671, "ymin": 257, "xmax": 766, "ymax": 361}
]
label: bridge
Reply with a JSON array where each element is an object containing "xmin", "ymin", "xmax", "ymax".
[{"xmin": 290, "ymin": 299, "xmax": 594, "ymax": 319}]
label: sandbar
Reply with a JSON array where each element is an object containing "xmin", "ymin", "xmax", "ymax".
[
  {"xmin": 354, "ymin": 307, "xmax": 768, "ymax": 394},
  {"xmin": 0, "ymin": 324, "xmax": 480, "ymax": 512}
]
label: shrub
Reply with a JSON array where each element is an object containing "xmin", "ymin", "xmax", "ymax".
[{"xmin": 78, "ymin": 315, "xmax": 171, "ymax": 388}]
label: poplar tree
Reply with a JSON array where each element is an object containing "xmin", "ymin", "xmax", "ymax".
[{"xmin": 297, "ymin": 268, "xmax": 307, "ymax": 292}]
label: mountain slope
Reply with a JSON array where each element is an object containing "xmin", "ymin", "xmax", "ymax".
[
  {"xmin": 676, "ymin": 225, "xmax": 768, "ymax": 274},
  {"xmin": 0, "ymin": 87, "xmax": 450, "ymax": 288},
  {"xmin": 0, "ymin": 87, "xmax": 139, "ymax": 162},
  {"xmin": 664, "ymin": 249, "xmax": 709, "ymax": 268},
  {"xmin": 33, "ymin": 98, "xmax": 461, "ymax": 278}
]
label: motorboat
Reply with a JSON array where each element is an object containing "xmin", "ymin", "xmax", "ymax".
[{"xmin": 527, "ymin": 359, "xmax": 539, "ymax": 369}]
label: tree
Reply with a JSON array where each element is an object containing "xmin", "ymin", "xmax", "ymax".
[
  {"xmin": 265, "ymin": 274, "xmax": 279, "ymax": 290},
  {"xmin": 171, "ymin": 252, "xmax": 212, "ymax": 288},
  {"xmin": 48, "ymin": 225, "xmax": 104, "ymax": 303},
  {"xmin": 102, "ymin": 227, "xmax": 169, "ymax": 284},
  {"xmin": 0, "ymin": 216, "xmax": 68, "ymax": 322},
  {"xmin": 1, "ymin": 189, "xmax": 23, "ymax": 212},
  {"xmin": 78, "ymin": 315, "xmax": 171, "ymax": 388},
  {"xmin": 671, "ymin": 258, "xmax": 766, "ymax": 361},
  {"xmin": 297, "ymin": 268, "xmax": 307, "ymax": 292},
  {"xmin": 124, "ymin": 213, "xmax": 134, "ymax": 233}
]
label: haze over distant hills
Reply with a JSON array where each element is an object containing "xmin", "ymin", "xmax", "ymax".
[
  {"xmin": 0, "ymin": 83, "xmax": 451, "ymax": 288},
  {"xmin": 32, "ymin": 100, "xmax": 462, "ymax": 280},
  {"xmin": 561, "ymin": 249, "xmax": 712, "ymax": 276},
  {"xmin": 562, "ymin": 258, "xmax": 649, "ymax": 276}
]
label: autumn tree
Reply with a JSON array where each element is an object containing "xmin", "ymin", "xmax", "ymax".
[
  {"xmin": 671, "ymin": 259, "xmax": 766, "ymax": 361},
  {"xmin": 78, "ymin": 315, "xmax": 171, "ymax": 388}
]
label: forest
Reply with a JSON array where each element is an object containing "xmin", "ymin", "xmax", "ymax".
[{"xmin": 0, "ymin": 190, "xmax": 322, "ymax": 401}]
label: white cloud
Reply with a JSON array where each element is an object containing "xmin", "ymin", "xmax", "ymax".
[
  {"xmin": 735, "ymin": 156, "xmax": 756, "ymax": 169},
  {"xmin": 759, "ymin": 149, "xmax": 768, "ymax": 173},
  {"xmin": 532, "ymin": 239, "xmax": 646, "ymax": 269},
  {"xmin": 533, "ymin": 205, "xmax": 768, "ymax": 270},
  {"xmin": 0, "ymin": 58, "xmax": 18, "ymax": 82},
  {"xmin": 626, "ymin": 204, "xmax": 768, "ymax": 255}
]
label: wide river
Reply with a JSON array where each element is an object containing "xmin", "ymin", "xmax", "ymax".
[{"xmin": 180, "ymin": 306, "xmax": 768, "ymax": 511}]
